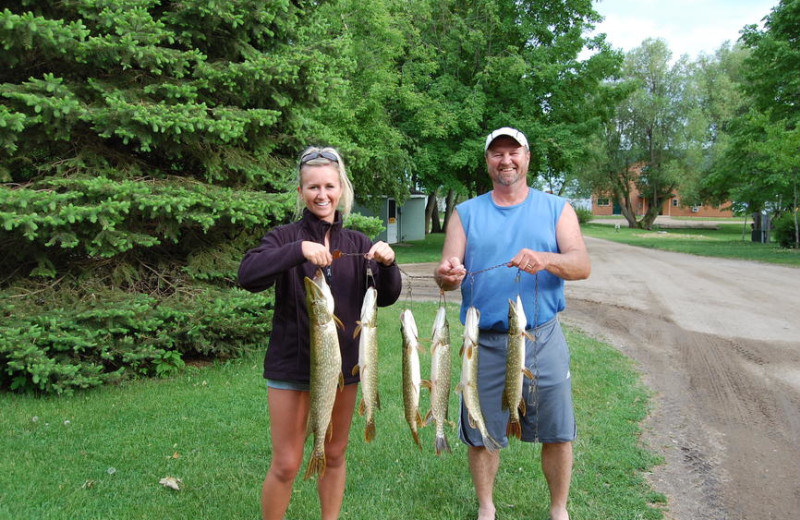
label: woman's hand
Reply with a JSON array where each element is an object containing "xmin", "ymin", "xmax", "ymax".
[
  {"xmin": 366, "ymin": 241, "xmax": 396, "ymax": 266},
  {"xmin": 301, "ymin": 241, "xmax": 333, "ymax": 267}
]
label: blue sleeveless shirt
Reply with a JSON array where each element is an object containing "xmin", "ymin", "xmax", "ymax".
[{"xmin": 457, "ymin": 188, "xmax": 566, "ymax": 331}]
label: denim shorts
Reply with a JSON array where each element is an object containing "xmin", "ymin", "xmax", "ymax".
[
  {"xmin": 458, "ymin": 317, "xmax": 576, "ymax": 446},
  {"xmin": 266, "ymin": 379, "xmax": 358, "ymax": 392},
  {"xmin": 266, "ymin": 379, "xmax": 310, "ymax": 391}
]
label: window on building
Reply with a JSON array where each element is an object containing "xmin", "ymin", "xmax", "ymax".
[
  {"xmin": 672, "ymin": 198, "xmax": 679, "ymax": 207},
  {"xmin": 596, "ymin": 198, "xmax": 610, "ymax": 206}
]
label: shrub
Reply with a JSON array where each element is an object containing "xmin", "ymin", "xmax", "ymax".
[
  {"xmin": 773, "ymin": 211, "xmax": 800, "ymax": 248},
  {"xmin": 575, "ymin": 207, "xmax": 594, "ymax": 225},
  {"xmin": 0, "ymin": 288, "xmax": 273, "ymax": 394},
  {"xmin": 344, "ymin": 212, "xmax": 386, "ymax": 240}
]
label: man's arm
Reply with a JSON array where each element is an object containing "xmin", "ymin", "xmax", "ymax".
[{"xmin": 434, "ymin": 210, "xmax": 467, "ymax": 291}]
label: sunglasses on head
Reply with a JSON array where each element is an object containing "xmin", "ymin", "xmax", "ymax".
[{"xmin": 300, "ymin": 150, "xmax": 339, "ymax": 165}]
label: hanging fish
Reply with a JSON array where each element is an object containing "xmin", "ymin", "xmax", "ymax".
[
  {"xmin": 423, "ymin": 306, "xmax": 452, "ymax": 455},
  {"xmin": 352, "ymin": 287, "xmax": 380, "ymax": 442},
  {"xmin": 502, "ymin": 295, "xmax": 533, "ymax": 439},
  {"xmin": 303, "ymin": 269, "xmax": 344, "ymax": 479},
  {"xmin": 401, "ymin": 308, "xmax": 424, "ymax": 449},
  {"xmin": 456, "ymin": 306, "xmax": 502, "ymax": 451}
]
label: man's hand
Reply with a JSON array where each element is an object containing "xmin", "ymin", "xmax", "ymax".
[{"xmin": 435, "ymin": 256, "xmax": 467, "ymax": 291}]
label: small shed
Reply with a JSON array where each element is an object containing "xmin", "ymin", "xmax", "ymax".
[{"xmin": 354, "ymin": 194, "xmax": 427, "ymax": 244}]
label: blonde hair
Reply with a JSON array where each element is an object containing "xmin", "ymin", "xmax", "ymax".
[{"xmin": 296, "ymin": 146, "xmax": 354, "ymax": 218}]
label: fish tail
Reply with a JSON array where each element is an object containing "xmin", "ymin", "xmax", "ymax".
[
  {"xmin": 482, "ymin": 432, "xmax": 503, "ymax": 452},
  {"xmin": 303, "ymin": 452, "xmax": 326, "ymax": 480},
  {"xmin": 364, "ymin": 419, "xmax": 376, "ymax": 443},
  {"xmin": 506, "ymin": 419, "xmax": 522, "ymax": 440},
  {"xmin": 434, "ymin": 434, "xmax": 451, "ymax": 456}
]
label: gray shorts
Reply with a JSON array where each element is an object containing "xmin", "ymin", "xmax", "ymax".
[{"xmin": 459, "ymin": 317, "xmax": 576, "ymax": 446}]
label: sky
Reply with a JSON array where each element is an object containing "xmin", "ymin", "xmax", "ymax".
[{"xmin": 587, "ymin": 0, "xmax": 778, "ymax": 60}]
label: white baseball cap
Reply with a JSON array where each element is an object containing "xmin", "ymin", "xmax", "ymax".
[{"xmin": 484, "ymin": 127, "xmax": 529, "ymax": 151}]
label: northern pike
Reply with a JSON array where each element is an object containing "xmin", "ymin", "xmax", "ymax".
[
  {"xmin": 456, "ymin": 306, "xmax": 502, "ymax": 451},
  {"xmin": 352, "ymin": 287, "xmax": 379, "ymax": 442},
  {"xmin": 303, "ymin": 269, "xmax": 344, "ymax": 480},
  {"xmin": 400, "ymin": 308, "xmax": 424, "ymax": 449},
  {"xmin": 502, "ymin": 295, "xmax": 533, "ymax": 439},
  {"xmin": 424, "ymin": 305, "xmax": 452, "ymax": 455}
]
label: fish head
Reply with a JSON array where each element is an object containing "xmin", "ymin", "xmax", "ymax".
[
  {"xmin": 360, "ymin": 287, "xmax": 378, "ymax": 324},
  {"xmin": 400, "ymin": 309, "xmax": 419, "ymax": 341},
  {"xmin": 464, "ymin": 306, "xmax": 480, "ymax": 344},
  {"xmin": 508, "ymin": 295, "xmax": 526, "ymax": 332},
  {"xmin": 304, "ymin": 270, "xmax": 335, "ymax": 323},
  {"xmin": 432, "ymin": 305, "xmax": 449, "ymax": 344}
]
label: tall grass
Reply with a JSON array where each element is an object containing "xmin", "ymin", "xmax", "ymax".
[{"xmin": 1, "ymin": 302, "xmax": 663, "ymax": 519}]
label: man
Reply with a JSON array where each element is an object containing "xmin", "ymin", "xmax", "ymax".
[{"xmin": 435, "ymin": 127, "xmax": 591, "ymax": 520}]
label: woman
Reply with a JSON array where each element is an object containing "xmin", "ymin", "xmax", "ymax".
[{"xmin": 238, "ymin": 146, "xmax": 402, "ymax": 520}]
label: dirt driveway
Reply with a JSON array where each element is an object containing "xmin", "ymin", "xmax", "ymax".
[{"xmin": 399, "ymin": 238, "xmax": 800, "ymax": 520}]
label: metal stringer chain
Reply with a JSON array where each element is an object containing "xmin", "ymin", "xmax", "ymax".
[{"xmin": 528, "ymin": 273, "xmax": 540, "ymax": 443}]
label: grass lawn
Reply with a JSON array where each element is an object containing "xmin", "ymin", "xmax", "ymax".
[
  {"xmin": 1, "ymin": 302, "xmax": 664, "ymax": 520},
  {"xmin": 394, "ymin": 232, "xmax": 446, "ymax": 264},
  {"xmin": 583, "ymin": 221, "xmax": 800, "ymax": 267}
]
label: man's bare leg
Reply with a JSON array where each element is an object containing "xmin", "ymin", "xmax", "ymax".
[
  {"xmin": 542, "ymin": 441, "xmax": 572, "ymax": 520},
  {"xmin": 468, "ymin": 446, "xmax": 500, "ymax": 520}
]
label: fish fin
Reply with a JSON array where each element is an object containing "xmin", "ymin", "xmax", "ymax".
[
  {"xmin": 303, "ymin": 452, "xmax": 326, "ymax": 480},
  {"xmin": 482, "ymin": 434, "xmax": 503, "ymax": 452},
  {"xmin": 518, "ymin": 397, "xmax": 527, "ymax": 417},
  {"xmin": 364, "ymin": 420, "xmax": 376, "ymax": 443},
  {"xmin": 467, "ymin": 414, "xmax": 477, "ymax": 429},
  {"xmin": 522, "ymin": 367, "xmax": 534, "ymax": 380},
  {"xmin": 411, "ymin": 428, "xmax": 422, "ymax": 450},
  {"xmin": 333, "ymin": 314, "xmax": 345, "ymax": 330},
  {"xmin": 523, "ymin": 330, "xmax": 535, "ymax": 342},
  {"xmin": 421, "ymin": 380, "xmax": 433, "ymax": 391},
  {"xmin": 455, "ymin": 382, "xmax": 464, "ymax": 395},
  {"xmin": 353, "ymin": 322, "xmax": 363, "ymax": 339},
  {"xmin": 351, "ymin": 364, "xmax": 360, "ymax": 377},
  {"xmin": 466, "ymin": 344, "xmax": 475, "ymax": 360},
  {"xmin": 358, "ymin": 399, "xmax": 366, "ymax": 417},
  {"xmin": 501, "ymin": 392, "xmax": 509, "ymax": 411},
  {"xmin": 423, "ymin": 409, "xmax": 434, "ymax": 426},
  {"xmin": 506, "ymin": 420, "xmax": 522, "ymax": 440},
  {"xmin": 376, "ymin": 391, "xmax": 382, "ymax": 410},
  {"xmin": 434, "ymin": 435, "xmax": 451, "ymax": 456},
  {"xmin": 338, "ymin": 372, "xmax": 345, "ymax": 390},
  {"xmin": 326, "ymin": 420, "xmax": 335, "ymax": 442},
  {"xmin": 459, "ymin": 345, "xmax": 465, "ymax": 357},
  {"xmin": 415, "ymin": 410, "xmax": 425, "ymax": 428}
]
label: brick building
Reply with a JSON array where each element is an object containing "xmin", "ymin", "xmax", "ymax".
[{"xmin": 592, "ymin": 164, "xmax": 733, "ymax": 218}]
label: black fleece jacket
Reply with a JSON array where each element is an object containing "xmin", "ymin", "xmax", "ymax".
[{"xmin": 238, "ymin": 209, "xmax": 402, "ymax": 383}]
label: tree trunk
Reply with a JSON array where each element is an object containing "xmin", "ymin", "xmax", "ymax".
[
  {"xmin": 613, "ymin": 185, "xmax": 638, "ymax": 228},
  {"xmin": 442, "ymin": 188, "xmax": 456, "ymax": 231},
  {"xmin": 425, "ymin": 190, "xmax": 441, "ymax": 234},
  {"xmin": 793, "ymin": 171, "xmax": 799, "ymax": 248}
]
